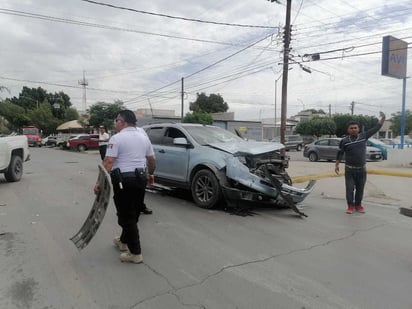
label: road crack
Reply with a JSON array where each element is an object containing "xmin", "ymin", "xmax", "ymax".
[{"xmin": 130, "ymin": 223, "xmax": 385, "ymax": 308}]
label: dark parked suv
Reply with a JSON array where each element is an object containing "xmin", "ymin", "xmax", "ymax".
[{"xmin": 271, "ymin": 135, "xmax": 304, "ymax": 151}]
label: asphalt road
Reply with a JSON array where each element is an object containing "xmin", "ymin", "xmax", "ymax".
[{"xmin": 1, "ymin": 147, "xmax": 412, "ymax": 309}]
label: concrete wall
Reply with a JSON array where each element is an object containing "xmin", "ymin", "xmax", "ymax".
[{"xmin": 381, "ymin": 148, "xmax": 412, "ymax": 168}]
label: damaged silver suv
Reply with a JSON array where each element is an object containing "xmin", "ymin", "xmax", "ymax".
[{"xmin": 143, "ymin": 123, "xmax": 315, "ymax": 214}]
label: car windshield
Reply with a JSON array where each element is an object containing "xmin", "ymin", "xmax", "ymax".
[
  {"xmin": 23, "ymin": 128, "xmax": 39, "ymax": 135},
  {"xmin": 184, "ymin": 126, "xmax": 244, "ymax": 145}
]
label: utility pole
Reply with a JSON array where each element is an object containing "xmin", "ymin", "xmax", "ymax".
[
  {"xmin": 78, "ymin": 71, "xmax": 88, "ymax": 112},
  {"xmin": 267, "ymin": 0, "xmax": 292, "ymax": 146},
  {"xmin": 280, "ymin": 0, "xmax": 292, "ymax": 147},
  {"xmin": 350, "ymin": 101, "xmax": 355, "ymax": 115},
  {"xmin": 181, "ymin": 77, "xmax": 184, "ymax": 120},
  {"xmin": 274, "ymin": 73, "xmax": 282, "ymax": 134}
]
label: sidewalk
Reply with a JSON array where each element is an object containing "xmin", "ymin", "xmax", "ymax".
[{"xmin": 287, "ymin": 159, "xmax": 412, "ymax": 208}]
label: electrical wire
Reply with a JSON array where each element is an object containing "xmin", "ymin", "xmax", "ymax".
[
  {"xmin": 0, "ymin": 8, "xmax": 278, "ymax": 48},
  {"xmin": 80, "ymin": 0, "xmax": 277, "ymax": 29}
]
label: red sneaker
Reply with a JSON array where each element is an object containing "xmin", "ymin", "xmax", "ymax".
[
  {"xmin": 346, "ymin": 205, "xmax": 354, "ymax": 214},
  {"xmin": 355, "ymin": 205, "xmax": 365, "ymax": 213}
]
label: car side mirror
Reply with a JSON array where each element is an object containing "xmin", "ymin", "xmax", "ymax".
[{"xmin": 173, "ymin": 137, "xmax": 189, "ymax": 146}]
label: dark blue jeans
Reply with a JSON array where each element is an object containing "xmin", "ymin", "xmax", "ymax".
[
  {"xmin": 345, "ymin": 166, "xmax": 367, "ymax": 206},
  {"xmin": 112, "ymin": 177, "xmax": 146, "ymax": 255},
  {"xmin": 99, "ymin": 145, "xmax": 107, "ymax": 161}
]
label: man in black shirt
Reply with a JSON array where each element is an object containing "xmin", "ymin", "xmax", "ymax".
[{"xmin": 335, "ymin": 112, "xmax": 385, "ymax": 214}]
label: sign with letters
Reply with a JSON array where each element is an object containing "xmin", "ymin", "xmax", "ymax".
[{"xmin": 381, "ymin": 35, "xmax": 408, "ymax": 79}]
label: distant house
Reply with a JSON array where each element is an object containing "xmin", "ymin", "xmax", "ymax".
[
  {"xmin": 261, "ymin": 118, "xmax": 298, "ymax": 141},
  {"xmin": 290, "ymin": 110, "xmax": 327, "ymax": 123}
]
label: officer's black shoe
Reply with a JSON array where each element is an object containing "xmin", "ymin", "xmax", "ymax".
[{"xmin": 141, "ymin": 207, "xmax": 153, "ymax": 215}]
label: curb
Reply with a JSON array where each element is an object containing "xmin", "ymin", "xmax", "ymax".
[
  {"xmin": 291, "ymin": 172, "xmax": 339, "ymax": 183},
  {"xmin": 367, "ymin": 169, "xmax": 412, "ymax": 177},
  {"xmin": 291, "ymin": 169, "xmax": 412, "ymax": 184}
]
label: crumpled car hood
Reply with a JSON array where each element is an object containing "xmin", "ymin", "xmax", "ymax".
[{"xmin": 208, "ymin": 141, "xmax": 284, "ymax": 155}]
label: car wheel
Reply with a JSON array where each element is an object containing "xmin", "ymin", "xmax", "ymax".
[
  {"xmin": 77, "ymin": 144, "xmax": 86, "ymax": 152},
  {"xmin": 191, "ymin": 169, "xmax": 221, "ymax": 209},
  {"xmin": 4, "ymin": 155, "xmax": 23, "ymax": 182},
  {"xmin": 308, "ymin": 152, "xmax": 318, "ymax": 162},
  {"xmin": 296, "ymin": 144, "xmax": 302, "ymax": 151}
]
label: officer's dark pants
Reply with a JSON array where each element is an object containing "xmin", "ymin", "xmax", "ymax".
[
  {"xmin": 112, "ymin": 177, "xmax": 146, "ymax": 255},
  {"xmin": 344, "ymin": 166, "xmax": 367, "ymax": 206},
  {"xmin": 99, "ymin": 145, "xmax": 107, "ymax": 161}
]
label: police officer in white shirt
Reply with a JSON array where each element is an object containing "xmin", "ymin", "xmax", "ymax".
[
  {"xmin": 98, "ymin": 126, "xmax": 110, "ymax": 160},
  {"xmin": 94, "ymin": 110, "xmax": 155, "ymax": 264}
]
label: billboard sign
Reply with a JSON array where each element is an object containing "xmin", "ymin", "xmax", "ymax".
[{"xmin": 381, "ymin": 35, "xmax": 408, "ymax": 79}]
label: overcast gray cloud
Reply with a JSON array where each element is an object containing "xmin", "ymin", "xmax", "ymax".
[{"xmin": 0, "ymin": 0, "xmax": 411, "ymax": 120}]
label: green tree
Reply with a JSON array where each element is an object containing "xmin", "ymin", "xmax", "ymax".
[
  {"xmin": 0, "ymin": 100, "xmax": 30, "ymax": 131},
  {"xmin": 389, "ymin": 110, "xmax": 412, "ymax": 136},
  {"xmin": 182, "ymin": 111, "xmax": 213, "ymax": 125},
  {"xmin": 63, "ymin": 107, "xmax": 80, "ymax": 122},
  {"xmin": 1, "ymin": 86, "xmax": 80, "ymax": 133},
  {"xmin": 304, "ymin": 108, "xmax": 326, "ymax": 114},
  {"xmin": 47, "ymin": 91, "xmax": 73, "ymax": 119},
  {"xmin": 10, "ymin": 86, "xmax": 48, "ymax": 110},
  {"xmin": 88, "ymin": 101, "xmax": 124, "ymax": 129},
  {"xmin": 27, "ymin": 102, "xmax": 60, "ymax": 135},
  {"xmin": 10, "ymin": 87, "xmax": 73, "ymax": 120},
  {"xmin": 333, "ymin": 114, "xmax": 378, "ymax": 137},
  {"xmin": 295, "ymin": 117, "xmax": 336, "ymax": 137},
  {"xmin": 189, "ymin": 92, "xmax": 229, "ymax": 113}
]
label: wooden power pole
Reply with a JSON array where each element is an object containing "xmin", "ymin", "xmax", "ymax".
[{"xmin": 280, "ymin": 0, "xmax": 292, "ymax": 147}]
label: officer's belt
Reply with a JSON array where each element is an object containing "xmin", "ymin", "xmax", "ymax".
[
  {"xmin": 345, "ymin": 164, "xmax": 365, "ymax": 169},
  {"xmin": 121, "ymin": 169, "xmax": 146, "ymax": 178}
]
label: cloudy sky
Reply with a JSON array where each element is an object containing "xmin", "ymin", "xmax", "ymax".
[{"xmin": 0, "ymin": 0, "xmax": 411, "ymax": 120}]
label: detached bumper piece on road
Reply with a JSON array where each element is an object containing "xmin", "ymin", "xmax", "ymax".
[
  {"xmin": 71, "ymin": 165, "xmax": 112, "ymax": 250},
  {"xmin": 400, "ymin": 207, "xmax": 412, "ymax": 218}
]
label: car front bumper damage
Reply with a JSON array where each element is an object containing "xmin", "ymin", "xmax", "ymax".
[{"xmin": 223, "ymin": 157, "xmax": 316, "ymax": 216}]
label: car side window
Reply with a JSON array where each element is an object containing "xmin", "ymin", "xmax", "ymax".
[
  {"xmin": 145, "ymin": 127, "xmax": 164, "ymax": 145},
  {"xmin": 329, "ymin": 139, "xmax": 340, "ymax": 147},
  {"xmin": 163, "ymin": 127, "xmax": 187, "ymax": 146},
  {"xmin": 166, "ymin": 127, "xmax": 185, "ymax": 138},
  {"xmin": 317, "ymin": 139, "xmax": 329, "ymax": 146}
]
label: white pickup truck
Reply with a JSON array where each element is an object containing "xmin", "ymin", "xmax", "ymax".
[{"xmin": 0, "ymin": 135, "xmax": 30, "ymax": 182}]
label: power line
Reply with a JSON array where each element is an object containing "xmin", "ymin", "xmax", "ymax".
[
  {"xmin": 125, "ymin": 31, "xmax": 277, "ymax": 105},
  {"xmin": 301, "ymin": 45, "xmax": 412, "ymax": 62},
  {"xmin": 80, "ymin": 0, "xmax": 277, "ymax": 29},
  {"xmin": 0, "ymin": 8, "xmax": 277, "ymax": 48},
  {"xmin": 0, "ymin": 76, "xmax": 144, "ymax": 94}
]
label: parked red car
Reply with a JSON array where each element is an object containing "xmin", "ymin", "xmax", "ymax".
[{"xmin": 66, "ymin": 134, "xmax": 99, "ymax": 152}]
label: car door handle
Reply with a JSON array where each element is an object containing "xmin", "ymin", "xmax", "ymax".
[{"xmin": 158, "ymin": 149, "xmax": 165, "ymax": 153}]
